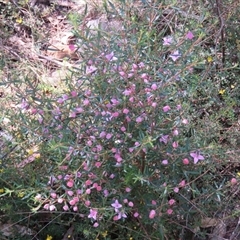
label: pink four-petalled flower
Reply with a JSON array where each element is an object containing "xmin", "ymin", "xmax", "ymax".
[{"xmin": 190, "ymin": 151, "xmax": 204, "ymax": 164}]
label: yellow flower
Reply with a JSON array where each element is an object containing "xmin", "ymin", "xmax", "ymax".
[
  {"xmin": 237, "ymin": 172, "xmax": 240, "ymax": 177},
  {"xmin": 27, "ymin": 146, "xmax": 39, "ymax": 156},
  {"xmin": 101, "ymin": 231, "xmax": 108, "ymax": 237},
  {"xmin": 219, "ymin": 89, "xmax": 225, "ymax": 95},
  {"xmin": 0, "ymin": 189, "xmax": 5, "ymax": 193},
  {"xmin": 46, "ymin": 235, "xmax": 53, "ymax": 240},
  {"xmin": 207, "ymin": 56, "xmax": 213, "ymax": 63},
  {"xmin": 16, "ymin": 17, "xmax": 23, "ymax": 24},
  {"xmin": 34, "ymin": 153, "xmax": 41, "ymax": 159},
  {"xmin": 27, "ymin": 149, "xmax": 34, "ymax": 155},
  {"xmin": 231, "ymin": 85, "xmax": 235, "ymax": 89},
  {"xmin": 17, "ymin": 192, "xmax": 24, "ymax": 198}
]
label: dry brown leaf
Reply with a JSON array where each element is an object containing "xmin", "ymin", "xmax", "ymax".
[
  {"xmin": 0, "ymin": 223, "xmax": 36, "ymax": 237},
  {"xmin": 210, "ymin": 221, "xmax": 227, "ymax": 240},
  {"xmin": 200, "ymin": 217, "xmax": 219, "ymax": 228}
]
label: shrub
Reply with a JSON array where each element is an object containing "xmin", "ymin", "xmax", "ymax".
[{"xmin": 0, "ymin": 0, "xmax": 239, "ymax": 239}]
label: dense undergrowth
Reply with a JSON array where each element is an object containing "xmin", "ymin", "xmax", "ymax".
[{"xmin": 0, "ymin": 0, "xmax": 240, "ymax": 239}]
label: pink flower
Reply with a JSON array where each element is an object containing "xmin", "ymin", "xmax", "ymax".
[
  {"xmin": 35, "ymin": 194, "xmax": 41, "ymax": 200},
  {"xmin": 149, "ymin": 210, "xmax": 156, "ymax": 219},
  {"xmin": 67, "ymin": 190, "xmax": 74, "ymax": 196},
  {"xmin": 182, "ymin": 119, "xmax": 188, "ymax": 124},
  {"xmin": 125, "ymin": 187, "xmax": 131, "ymax": 192},
  {"xmin": 168, "ymin": 199, "xmax": 176, "ymax": 206},
  {"xmin": 135, "ymin": 142, "xmax": 140, "ymax": 146},
  {"xmin": 174, "ymin": 187, "xmax": 179, "ymax": 193},
  {"xmin": 71, "ymin": 91, "xmax": 77, "ymax": 97},
  {"xmin": 99, "ymin": 131, "xmax": 106, "ymax": 138},
  {"xmin": 43, "ymin": 204, "xmax": 49, "ymax": 210},
  {"xmin": 133, "ymin": 212, "xmax": 139, "ymax": 218},
  {"xmin": 86, "ymin": 65, "xmax": 97, "ymax": 74},
  {"xmin": 186, "ymin": 31, "xmax": 194, "ymax": 40},
  {"xmin": 123, "ymin": 89, "xmax": 132, "ymax": 96},
  {"xmin": 151, "ymin": 83, "xmax": 158, "ymax": 90},
  {"xmin": 95, "ymin": 162, "xmax": 102, "ymax": 168},
  {"xmin": 31, "ymin": 108, "xmax": 37, "ymax": 114},
  {"xmin": 117, "ymin": 211, "xmax": 127, "ymax": 219},
  {"xmin": 138, "ymin": 62, "xmax": 145, "ymax": 68},
  {"xmin": 69, "ymin": 111, "xmax": 76, "ymax": 118},
  {"xmin": 103, "ymin": 189, "xmax": 109, "ymax": 197},
  {"xmin": 121, "ymin": 126, "xmax": 126, "ymax": 132},
  {"xmin": 173, "ymin": 129, "xmax": 179, "ymax": 136},
  {"xmin": 163, "ymin": 105, "xmax": 171, "ymax": 112},
  {"xmin": 93, "ymin": 222, "xmax": 99, "ymax": 227},
  {"xmin": 67, "ymin": 179, "xmax": 74, "ymax": 188},
  {"xmin": 141, "ymin": 73, "xmax": 148, "ymax": 80},
  {"xmin": 69, "ymin": 44, "xmax": 75, "ymax": 51},
  {"xmin": 190, "ymin": 151, "xmax": 204, "ymax": 164},
  {"xmin": 128, "ymin": 201, "xmax": 134, "ymax": 207},
  {"xmin": 167, "ymin": 209, "xmax": 173, "ymax": 215},
  {"xmin": 119, "ymin": 71, "xmax": 125, "ymax": 76},
  {"xmin": 49, "ymin": 205, "xmax": 56, "ymax": 211},
  {"xmin": 115, "ymin": 153, "xmax": 122, "ymax": 162},
  {"xmin": 230, "ymin": 178, "xmax": 237, "ymax": 185},
  {"xmin": 76, "ymin": 189, "xmax": 82, "ymax": 194},
  {"xmin": 132, "ymin": 63, "xmax": 138, "ymax": 70},
  {"xmin": 75, "ymin": 107, "xmax": 83, "ymax": 113},
  {"xmin": 109, "ymin": 174, "xmax": 115, "ymax": 179},
  {"xmin": 86, "ymin": 189, "xmax": 91, "ymax": 194},
  {"xmin": 162, "ymin": 160, "xmax": 168, "ymax": 165},
  {"xmin": 126, "ymin": 116, "xmax": 131, "ymax": 122},
  {"xmin": 176, "ymin": 104, "xmax": 182, "ymax": 110},
  {"xmin": 169, "ymin": 50, "xmax": 181, "ymax": 61},
  {"xmin": 152, "ymin": 200, "xmax": 157, "ymax": 205},
  {"xmin": 129, "ymin": 147, "xmax": 134, "ymax": 153},
  {"xmin": 106, "ymin": 133, "xmax": 113, "ymax": 139},
  {"xmin": 73, "ymin": 206, "xmax": 78, "ymax": 211},
  {"xmin": 172, "ymin": 141, "xmax": 178, "ymax": 148},
  {"xmin": 96, "ymin": 145, "xmax": 102, "ymax": 152},
  {"xmin": 63, "ymin": 205, "xmax": 69, "ymax": 211},
  {"xmin": 85, "ymin": 180, "xmax": 92, "ymax": 186},
  {"xmin": 128, "ymin": 72, "xmax": 134, "ymax": 78},
  {"xmin": 111, "ymin": 98, "xmax": 119, "ymax": 105},
  {"xmin": 50, "ymin": 192, "xmax": 57, "ymax": 199},
  {"xmin": 136, "ymin": 116, "xmax": 143, "ymax": 123},
  {"xmin": 69, "ymin": 199, "xmax": 77, "ymax": 206},
  {"xmin": 111, "ymin": 200, "xmax": 122, "ymax": 210},
  {"xmin": 105, "ymin": 52, "xmax": 114, "ymax": 61},
  {"xmin": 152, "ymin": 102, "xmax": 157, "ymax": 108},
  {"xmin": 163, "ymin": 36, "xmax": 173, "ymax": 45},
  {"xmin": 88, "ymin": 209, "xmax": 98, "ymax": 220},
  {"xmin": 83, "ymin": 99, "xmax": 90, "ymax": 105},
  {"xmin": 123, "ymin": 108, "xmax": 129, "ymax": 114},
  {"xmin": 159, "ymin": 135, "xmax": 169, "ymax": 144},
  {"xmin": 129, "ymin": 97, "xmax": 134, "ymax": 102},
  {"xmin": 179, "ymin": 180, "xmax": 186, "ymax": 188},
  {"xmin": 182, "ymin": 158, "xmax": 189, "ymax": 165}
]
